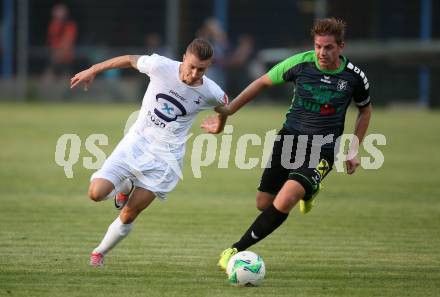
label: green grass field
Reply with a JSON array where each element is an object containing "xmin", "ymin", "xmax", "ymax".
[{"xmin": 0, "ymin": 103, "xmax": 439, "ymax": 297}]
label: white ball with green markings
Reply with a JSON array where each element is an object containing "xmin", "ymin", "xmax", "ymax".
[{"xmin": 226, "ymin": 251, "xmax": 265, "ymax": 287}]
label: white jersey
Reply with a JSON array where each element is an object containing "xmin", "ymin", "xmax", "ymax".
[
  {"xmin": 92, "ymin": 54, "xmax": 227, "ymax": 199},
  {"xmin": 128, "ymin": 54, "xmax": 227, "ymax": 159}
]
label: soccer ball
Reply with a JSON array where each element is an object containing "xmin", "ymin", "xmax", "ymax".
[{"xmin": 226, "ymin": 251, "xmax": 265, "ymax": 287}]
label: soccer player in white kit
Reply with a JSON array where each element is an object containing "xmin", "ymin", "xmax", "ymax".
[{"xmin": 70, "ymin": 39, "xmax": 228, "ymax": 267}]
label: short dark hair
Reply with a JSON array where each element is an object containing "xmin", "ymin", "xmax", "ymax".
[
  {"xmin": 311, "ymin": 18, "xmax": 346, "ymax": 44},
  {"xmin": 186, "ymin": 38, "xmax": 214, "ymax": 60}
]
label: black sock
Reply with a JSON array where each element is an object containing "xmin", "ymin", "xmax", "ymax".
[{"xmin": 232, "ymin": 204, "xmax": 289, "ymax": 251}]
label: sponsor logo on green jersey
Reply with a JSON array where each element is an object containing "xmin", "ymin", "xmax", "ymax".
[{"xmin": 294, "ymin": 83, "xmax": 345, "ymax": 115}]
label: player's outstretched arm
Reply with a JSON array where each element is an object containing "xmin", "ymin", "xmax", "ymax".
[
  {"xmin": 70, "ymin": 55, "xmax": 140, "ymax": 90},
  {"xmin": 215, "ymin": 74, "xmax": 273, "ymax": 116},
  {"xmin": 346, "ymin": 104, "xmax": 373, "ymax": 174}
]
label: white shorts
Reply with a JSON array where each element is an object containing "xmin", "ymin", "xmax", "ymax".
[{"xmin": 91, "ymin": 133, "xmax": 183, "ymax": 200}]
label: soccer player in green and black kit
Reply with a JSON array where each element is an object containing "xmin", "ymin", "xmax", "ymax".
[{"xmin": 211, "ymin": 18, "xmax": 373, "ymax": 270}]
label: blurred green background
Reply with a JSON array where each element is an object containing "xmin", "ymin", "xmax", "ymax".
[{"xmin": 0, "ymin": 103, "xmax": 439, "ymax": 297}]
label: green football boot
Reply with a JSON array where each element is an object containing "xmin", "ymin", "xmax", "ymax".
[
  {"xmin": 300, "ymin": 159, "xmax": 330, "ymax": 214},
  {"xmin": 299, "ymin": 183, "xmax": 322, "ymax": 214},
  {"xmin": 217, "ymin": 247, "xmax": 238, "ymax": 271}
]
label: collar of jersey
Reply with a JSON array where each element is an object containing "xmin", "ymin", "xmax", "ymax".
[{"xmin": 313, "ymin": 54, "xmax": 347, "ymax": 74}]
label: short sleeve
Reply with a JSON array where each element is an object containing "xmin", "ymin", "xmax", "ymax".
[
  {"xmin": 209, "ymin": 91, "xmax": 228, "ymax": 107},
  {"xmin": 215, "ymin": 92, "xmax": 229, "ymax": 106},
  {"xmin": 267, "ymin": 59, "xmax": 290, "ymax": 85},
  {"xmin": 137, "ymin": 54, "xmax": 160, "ymax": 75},
  {"xmin": 267, "ymin": 51, "xmax": 315, "ymax": 85},
  {"xmin": 205, "ymin": 80, "xmax": 228, "ymax": 107},
  {"xmin": 353, "ymin": 72, "xmax": 371, "ymax": 107}
]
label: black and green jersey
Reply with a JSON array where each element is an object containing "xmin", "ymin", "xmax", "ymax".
[{"xmin": 267, "ymin": 50, "xmax": 370, "ymax": 149}]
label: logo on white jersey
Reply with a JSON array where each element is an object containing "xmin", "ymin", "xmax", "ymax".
[
  {"xmin": 194, "ymin": 96, "xmax": 202, "ymax": 105},
  {"xmin": 154, "ymin": 93, "xmax": 187, "ymax": 122},
  {"xmin": 169, "ymin": 89, "xmax": 187, "ymax": 101}
]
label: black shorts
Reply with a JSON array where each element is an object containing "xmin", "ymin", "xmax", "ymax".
[{"xmin": 258, "ymin": 128, "xmax": 334, "ymax": 200}]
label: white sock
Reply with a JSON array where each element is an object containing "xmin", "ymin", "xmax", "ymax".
[
  {"xmin": 93, "ymin": 216, "xmax": 133, "ymax": 255},
  {"xmin": 102, "ymin": 178, "xmax": 133, "ymax": 201}
]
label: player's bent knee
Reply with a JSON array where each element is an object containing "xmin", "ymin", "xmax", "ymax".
[
  {"xmin": 87, "ymin": 178, "xmax": 115, "ymax": 202},
  {"xmin": 88, "ymin": 185, "xmax": 105, "ymax": 202},
  {"xmin": 88, "ymin": 188, "xmax": 99, "ymax": 202}
]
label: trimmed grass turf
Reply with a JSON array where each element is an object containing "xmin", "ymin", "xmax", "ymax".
[{"xmin": 0, "ymin": 103, "xmax": 439, "ymax": 296}]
